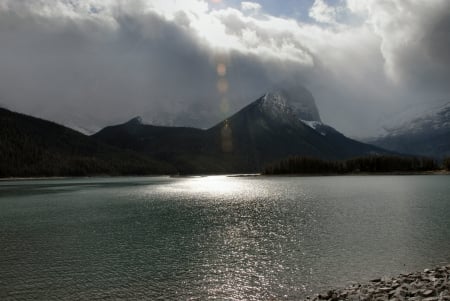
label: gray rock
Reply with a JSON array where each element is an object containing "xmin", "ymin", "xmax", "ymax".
[
  {"xmin": 423, "ymin": 289, "xmax": 435, "ymax": 297},
  {"xmin": 381, "ymin": 284, "xmax": 392, "ymax": 291},
  {"xmin": 303, "ymin": 264, "xmax": 450, "ymax": 301}
]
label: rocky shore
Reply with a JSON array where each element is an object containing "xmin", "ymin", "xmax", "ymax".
[{"xmin": 306, "ymin": 265, "xmax": 450, "ymax": 301}]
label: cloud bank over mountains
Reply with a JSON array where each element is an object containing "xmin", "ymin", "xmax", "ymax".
[{"xmin": 0, "ymin": 0, "xmax": 448, "ymax": 136}]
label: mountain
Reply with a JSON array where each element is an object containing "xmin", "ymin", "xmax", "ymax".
[
  {"xmin": 0, "ymin": 108, "xmax": 176, "ymax": 177},
  {"xmin": 264, "ymin": 85, "xmax": 322, "ymax": 121},
  {"xmin": 94, "ymin": 89, "xmax": 390, "ymax": 173},
  {"xmin": 1, "ymin": 85, "xmax": 395, "ymax": 177},
  {"xmin": 368, "ymin": 101, "xmax": 450, "ymax": 159}
]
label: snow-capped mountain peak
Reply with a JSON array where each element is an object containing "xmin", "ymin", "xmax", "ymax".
[
  {"xmin": 381, "ymin": 100, "xmax": 450, "ymax": 137},
  {"xmin": 257, "ymin": 90, "xmax": 336, "ymax": 137},
  {"xmin": 260, "ymin": 91, "xmax": 294, "ymax": 119},
  {"xmin": 259, "ymin": 87, "xmax": 322, "ymax": 122},
  {"xmin": 369, "ymin": 100, "xmax": 450, "ymax": 158}
]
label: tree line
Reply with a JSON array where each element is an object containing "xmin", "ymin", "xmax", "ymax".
[
  {"xmin": 444, "ymin": 157, "xmax": 450, "ymax": 171},
  {"xmin": 264, "ymin": 155, "xmax": 442, "ymax": 175},
  {"xmin": 0, "ymin": 108, "xmax": 176, "ymax": 178}
]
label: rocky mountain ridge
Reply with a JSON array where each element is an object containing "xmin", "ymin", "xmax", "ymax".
[{"xmin": 369, "ymin": 101, "xmax": 450, "ymax": 158}]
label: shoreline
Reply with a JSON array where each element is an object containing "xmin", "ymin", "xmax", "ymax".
[
  {"xmin": 0, "ymin": 171, "xmax": 449, "ymax": 181},
  {"xmin": 305, "ymin": 264, "xmax": 450, "ymax": 301},
  {"xmin": 0, "ymin": 175, "xmax": 172, "ymax": 182},
  {"xmin": 262, "ymin": 170, "xmax": 450, "ymax": 177}
]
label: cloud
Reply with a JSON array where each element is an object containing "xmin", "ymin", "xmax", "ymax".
[
  {"xmin": 0, "ymin": 0, "xmax": 448, "ymax": 137},
  {"xmin": 241, "ymin": 1, "xmax": 262, "ymax": 12},
  {"xmin": 347, "ymin": 0, "xmax": 450, "ymax": 90},
  {"xmin": 309, "ymin": 0, "xmax": 341, "ymax": 24}
]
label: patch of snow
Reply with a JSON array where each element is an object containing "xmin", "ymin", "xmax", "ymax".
[
  {"xmin": 300, "ymin": 119, "xmax": 327, "ymax": 136},
  {"xmin": 261, "ymin": 90, "xmax": 322, "ymax": 122},
  {"xmin": 134, "ymin": 116, "xmax": 143, "ymax": 124},
  {"xmin": 301, "ymin": 119, "xmax": 322, "ymax": 130},
  {"xmin": 261, "ymin": 92, "xmax": 295, "ymax": 121},
  {"xmin": 58, "ymin": 119, "xmax": 102, "ymax": 135},
  {"xmin": 65, "ymin": 123, "xmax": 100, "ymax": 135},
  {"xmin": 262, "ymin": 92, "xmax": 289, "ymax": 111},
  {"xmin": 379, "ymin": 100, "xmax": 450, "ymax": 138}
]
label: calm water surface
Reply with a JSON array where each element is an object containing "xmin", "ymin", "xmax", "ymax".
[{"xmin": 0, "ymin": 175, "xmax": 449, "ymax": 300}]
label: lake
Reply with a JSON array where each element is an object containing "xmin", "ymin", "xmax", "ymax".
[{"xmin": 0, "ymin": 175, "xmax": 449, "ymax": 300}]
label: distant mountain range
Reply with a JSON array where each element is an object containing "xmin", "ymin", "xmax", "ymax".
[
  {"xmin": 368, "ymin": 101, "xmax": 450, "ymax": 159},
  {"xmin": 93, "ymin": 90, "xmax": 390, "ymax": 173},
  {"xmin": 1, "ymin": 86, "xmax": 397, "ymax": 177}
]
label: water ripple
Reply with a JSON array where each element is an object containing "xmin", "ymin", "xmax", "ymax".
[{"xmin": 0, "ymin": 175, "xmax": 450, "ymax": 300}]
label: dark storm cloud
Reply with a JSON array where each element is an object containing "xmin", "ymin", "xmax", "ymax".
[
  {"xmin": 417, "ymin": 8, "xmax": 450, "ymax": 94},
  {"xmin": 0, "ymin": 6, "xmax": 218, "ymax": 130},
  {"xmin": 427, "ymin": 11, "xmax": 450, "ymax": 65},
  {"xmin": 0, "ymin": 0, "xmax": 448, "ymax": 137},
  {"xmin": 0, "ymin": 1, "xmax": 312, "ymax": 132}
]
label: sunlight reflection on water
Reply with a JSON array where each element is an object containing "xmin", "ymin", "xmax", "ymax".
[
  {"xmin": 157, "ymin": 176, "xmax": 262, "ymax": 198},
  {"xmin": 0, "ymin": 176, "xmax": 450, "ymax": 300}
]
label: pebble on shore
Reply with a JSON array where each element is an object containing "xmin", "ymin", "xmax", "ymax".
[{"xmin": 305, "ymin": 265, "xmax": 450, "ymax": 301}]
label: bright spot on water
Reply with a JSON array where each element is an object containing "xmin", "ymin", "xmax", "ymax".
[{"xmin": 161, "ymin": 176, "xmax": 243, "ymax": 195}]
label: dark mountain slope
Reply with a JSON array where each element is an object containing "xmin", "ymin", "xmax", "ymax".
[
  {"xmin": 95, "ymin": 117, "xmax": 206, "ymax": 154},
  {"xmin": 94, "ymin": 92, "xmax": 391, "ymax": 173},
  {"xmin": 91, "ymin": 117, "xmax": 224, "ymax": 173},
  {"xmin": 0, "ymin": 108, "xmax": 175, "ymax": 177},
  {"xmin": 206, "ymin": 93, "xmax": 390, "ymax": 167}
]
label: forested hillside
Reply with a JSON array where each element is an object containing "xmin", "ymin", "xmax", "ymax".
[
  {"xmin": 264, "ymin": 156, "xmax": 439, "ymax": 175},
  {"xmin": 0, "ymin": 108, "xmax": 175, "ymax": 177}
]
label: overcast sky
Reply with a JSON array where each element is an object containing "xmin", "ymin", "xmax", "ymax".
[{"xmin": 0, "ymin": 0, "xmax": 449, "ymax": 137}]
